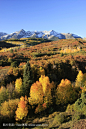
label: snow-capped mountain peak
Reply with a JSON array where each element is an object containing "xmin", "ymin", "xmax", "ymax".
[
  {"xmin": 0, "ymin": 32, "xmax": 8, "ymax": 38},
  {"xmin": 0, "ymin": 29, "xmax": 82, "ymax": 40}
]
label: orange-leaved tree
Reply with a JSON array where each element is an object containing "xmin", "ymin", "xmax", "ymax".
[
  {"xmin": 15, "ymin": 96, "xmax": 28, "ymax": 121},
  {"xmin": 29, "ymin": 75, "xmax": 55, "ymax": 113},
  {"xmin": 29, "ymin": 81, "xmax": 44, "ymax": 105}
]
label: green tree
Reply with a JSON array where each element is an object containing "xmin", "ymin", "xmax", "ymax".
[{"xmin": 22, "ymin": 60, "xmax": 33, "ymax": 97}]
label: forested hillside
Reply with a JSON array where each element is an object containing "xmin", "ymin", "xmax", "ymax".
[{"xmin": 0, "ymin": 38, "xmax": 86, "ymax": 128}]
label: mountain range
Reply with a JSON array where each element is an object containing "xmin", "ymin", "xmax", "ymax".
[{"xmin": 0, "ymin": 29, "xmax": 82, "ymax": 40}]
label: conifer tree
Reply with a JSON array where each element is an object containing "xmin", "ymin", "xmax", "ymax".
[{"xmin": 22, "ymin": 60, "xmax": 33, "ymax": 97}]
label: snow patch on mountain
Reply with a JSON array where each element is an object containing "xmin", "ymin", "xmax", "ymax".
[
  {"xmin": 0, "ymin": 29, "xmax": 82, "ymax": 40},
  {"xmin": 0, "ymin": 32, "xmax": 8, "ymax": 38}
]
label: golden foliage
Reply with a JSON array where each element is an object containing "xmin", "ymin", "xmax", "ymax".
[
  {"xmin": 75, "ymin": 70, "xmax": 84, "ymax": 87},
  {"xmin": 39, "ymin": 67, "xmax": 45, "ymax": 76},
  {"xmin": 15, "ymin": 96, "xmax": 28, "ymax": 121},
  {"xmin": 39, "ymin": 75, "xmax": 50, "ymax": 94},
  {"xmin": 15, "ymin": 78, "xmax": 22, "ymax": 93},
  {"xmin": 0, "ymin": 99, "xmax": 19, "ymax": 118},
  {"xmin": 60, "ymin": 47, "xmax": 80, "ymax": 54},
  {"xmin": 13, "ymin": 67, "xmax": 19, "ymax": 76},
  {"xmin": 7, "ymin": 67, "xmax": 13, "ymax": 75},
  {"xmin": 58, "ymin": 79, "xmax": 71, "ymax": 87},
  {"xmin": 56, "ymin": 79, "xmax": 77, "ymax": 105},
  {"xmin": 29, "ymin": 75, "xmax": 55, "ymax": 112},
  {"xmin": 29, "ymin": 81, "xmax": 44, "ymax": 105}
]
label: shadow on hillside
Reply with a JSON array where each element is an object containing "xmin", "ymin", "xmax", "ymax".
[
  {"xmin": 44, "ymin": 62, "xmax": 78, "ymax": 84},
  {"xmin": 76, "ymin": 61, "xmax": 86, "ymax": 73},
  {"xmin": 0, "ymin": 41, "xmax": 19, "ymax": 49}
]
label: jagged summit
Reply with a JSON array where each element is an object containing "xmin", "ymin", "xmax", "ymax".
[
  {"xmin": 0, "ymin": 29, "xmax": 82, "ymax": 40},
  {"xmin": 0, "ymin": 32, "xmax": 8, "ymax": 38}
]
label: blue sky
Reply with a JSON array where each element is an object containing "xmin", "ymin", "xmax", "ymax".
[{"xmin": 0, "ymin": 0, "xmax": 86, "ymax": 38}]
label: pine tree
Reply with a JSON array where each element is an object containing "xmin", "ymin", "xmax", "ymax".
[{"xmin": 22, "ymin": 60, "xmax": 33, "ymax": 97}]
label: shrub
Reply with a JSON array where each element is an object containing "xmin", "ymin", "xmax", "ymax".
[
  {"xmin": 0, "ymin": 99, "xmax": 19, "ymax": 119},
  {"xmin": 15, "ymin": 96, "xmax": 28, "ymax": 121},
  {"xmin": 52, "ymin": 113, "xmax": 65, "ymax": 125},
  {"xmin": 72, "ymin": 111, "xmax": 82, "ymax": 121}
]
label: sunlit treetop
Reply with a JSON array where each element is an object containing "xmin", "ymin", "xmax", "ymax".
[{"xmin": 58, "ymin": 79, "xmax": 71, "ymax": 87}]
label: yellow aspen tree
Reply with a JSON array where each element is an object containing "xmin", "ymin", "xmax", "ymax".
[
  {"xmin": 15, "ymin": 96, "xmax": 28, "ymax": 121},
  {"xmin": 75, "ymin": 70, "xmax": 84, "ymax": 87},
  {"xmin": 15, "ymin": 78, "xmax": 22, "ymax": 93},
  {"xmin": 80, "ymin": 73, "xmax": 86, "ymax": 92},
  {"xmin": 29, "ymin": 75, "xmax": 55, "ymax": 113},
  {"xmin": 29, "ymin": 81, "xmax": 44, "ymax": 105},
  {"xmin": 58, "ymin": 79, "xmax": 71, "ymax": 87},
  {"xmin": 56, "ymin": 79, "xmax": 77, "ymax": 105},
  {"xmin": 39, "ymin": 75, "xmax": 54, "ymax": 106},
  {"xmin": 39, "ymin": 75, "xmax": 50, "ymax": 94}
]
